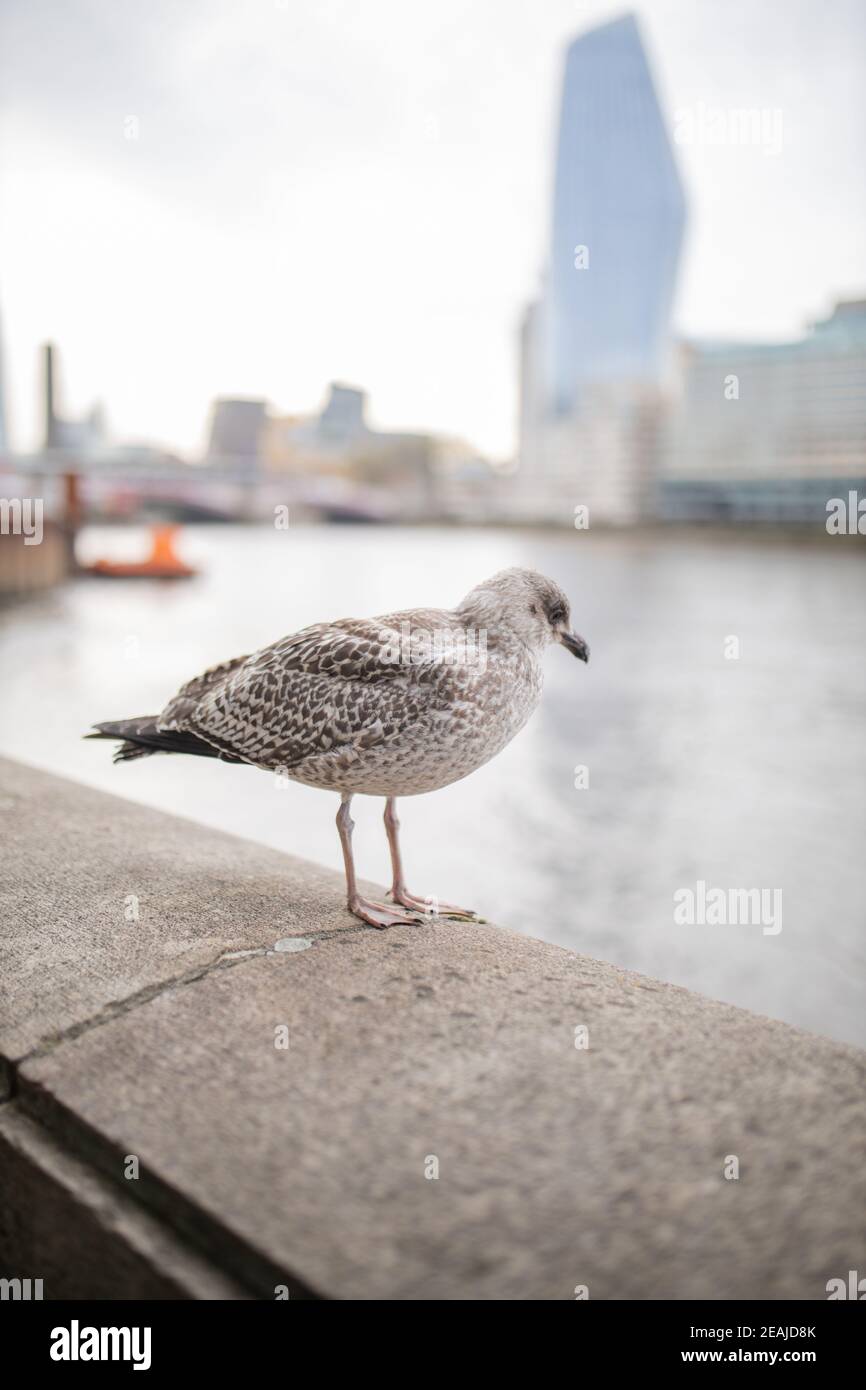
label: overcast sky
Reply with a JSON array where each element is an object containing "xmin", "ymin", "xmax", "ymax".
[{"xmin": 1, "ymin": 0, "xmax": 864, "ymax": 457}]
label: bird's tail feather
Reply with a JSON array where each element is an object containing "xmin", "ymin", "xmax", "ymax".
[
  {"xmin": 114, "ymin": 740, "xmax": 156, "ymax": 764},
  {"xmin": 85, "ymin": 718, "xmax": 235, "ymax": 763}
]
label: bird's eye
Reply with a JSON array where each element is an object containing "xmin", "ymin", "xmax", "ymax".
[{"xmin": 548, "ymin": 606, "xmax": 566, "ymax": 625}]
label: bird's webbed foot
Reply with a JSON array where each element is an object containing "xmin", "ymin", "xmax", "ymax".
[
  {"xmin": 388, "ymin": 887, "xmax": 481, "ymax": 922},
  {"xmin": 348, "ymin": 895, "xmax": 423, "ymax": 929}
]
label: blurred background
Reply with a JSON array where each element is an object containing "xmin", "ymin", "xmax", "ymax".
[{"xmin": 1, "ymin": 1, "xmax": 864, "ymax": 1044}]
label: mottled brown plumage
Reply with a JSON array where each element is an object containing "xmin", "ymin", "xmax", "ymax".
[{"xmin": 89, "ymin": 568, "xmax": 589, "ymax": 927}]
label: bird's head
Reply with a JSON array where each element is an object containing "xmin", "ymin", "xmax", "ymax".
[{"xmin": 456, "ymin": 567, "xmax": 589, "ymax": 662}]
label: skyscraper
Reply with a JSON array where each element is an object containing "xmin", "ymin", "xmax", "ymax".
[
  {"xmin": 547, "ymin": 13, "xmax": 685, "ymax": 410},
  {"xmin": 517, "ymin": 14, "xmax": 686, "ymax": 523}
]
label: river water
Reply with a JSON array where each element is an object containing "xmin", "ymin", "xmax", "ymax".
[{"xmin": 2, "ymin": 522, "xmax": 864, "ymax": 1046}]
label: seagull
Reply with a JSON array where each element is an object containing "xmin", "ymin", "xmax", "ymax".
[{"xmin": 87, "ymin": 567, "xmax": 589, "ymax": 928}]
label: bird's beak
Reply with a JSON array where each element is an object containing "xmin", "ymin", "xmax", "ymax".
[{"xmin": 559, "ymin": 630, "xmax": 590, "ymax": 663}]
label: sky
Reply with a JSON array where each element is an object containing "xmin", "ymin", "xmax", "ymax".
[{"xmin": 0, "ymin": 0, "xmax": 864, "ymax": 459}]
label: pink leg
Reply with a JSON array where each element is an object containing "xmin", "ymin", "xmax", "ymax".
[
  {"xmin": 336, "ymin": 795, "xmax": 419, "ymax": 928},
  {"xmin": 384, "ymin": 797, "xmax": 479, "ymax": 921}
]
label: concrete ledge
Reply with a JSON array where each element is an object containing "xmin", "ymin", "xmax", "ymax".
[
  {"xmin": 1, "ymin": 755, "xmax": 865, "ymax": 1300},
  {"xmin": 0, "ymin": 756, "xmax": 364, "ymax": 1071},
  {"xmin": 0, "ymin": 1107, "xmax": 249, "ymax": 1300}
]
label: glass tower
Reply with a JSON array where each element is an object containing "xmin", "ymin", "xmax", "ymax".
[{"xmin": 544, "ymin": 14, "xmax": 686, "ymax": 415}]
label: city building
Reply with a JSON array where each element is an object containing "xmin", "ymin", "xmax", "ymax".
[
  {"xmin": 515, "ymin": 13, "xmax": 686, "ymax": 524},
  {"xmin": 660, "ymin": 301, "xmax": 866, "ymax": 522},
  {"xmin": 205, "ymin": 398, "xmax": 268, "ymax": 469},
  {"xmin": 42, "ymin": 342, "xmax": 106, "ymax": 453},
  {"xmin": 546, "ymin": 13, "xmax": 686, "ymax": 408},
  {"xmin": 265, "ymin": 382, "xmax": 440, "ymax": 520}
]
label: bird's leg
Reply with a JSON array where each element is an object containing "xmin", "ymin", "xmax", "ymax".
[
  {"xmin": 384, "ymin": 797, "xmax": 479, "ymax": 921},
  {"xmin": 336, "ymin": 794, "xmax": 419, "ymax": 929}
]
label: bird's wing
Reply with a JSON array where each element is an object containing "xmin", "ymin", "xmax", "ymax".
[
  {"xmin": 158, "ymin": 653, "xmax": 252, "ymax": 728},
  {"xmin": 156, "ymin": 613, "xmax": 460, "ymax": 768}
]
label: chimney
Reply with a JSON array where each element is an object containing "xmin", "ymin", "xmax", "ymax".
[{"xmin": 43, "ymin": 342, "xmax": 58, "ymax": 449}]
